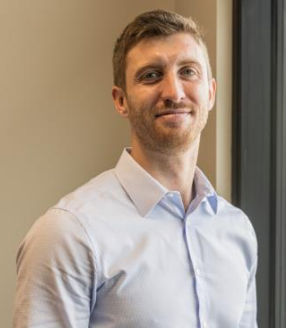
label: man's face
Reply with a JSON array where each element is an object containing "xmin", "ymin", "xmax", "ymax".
[{"xmin": 113, "ymin": 33, "xmax": 216, "ymax": 155}]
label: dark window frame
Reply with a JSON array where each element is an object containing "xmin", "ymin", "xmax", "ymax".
[
  {"xmin": 232, "ymin": 0, "xmax": 286, "ymax": 327},
  {"xmin": 270, "ymin": 1, "xmax": 286, "ymax": 326}
]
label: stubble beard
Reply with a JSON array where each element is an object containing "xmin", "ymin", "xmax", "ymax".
[{"xmin": 126, "ymin": 98, "xmax": 208, "ymax": 156}]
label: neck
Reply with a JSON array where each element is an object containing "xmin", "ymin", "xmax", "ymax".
[{"xmin": 130, "ymin": 137, "xmax": 200, "ymax": 210}]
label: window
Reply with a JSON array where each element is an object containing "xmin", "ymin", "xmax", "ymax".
[{"xmin": 232, "ymin": 0, "xmax": 286, "ymax": 327}]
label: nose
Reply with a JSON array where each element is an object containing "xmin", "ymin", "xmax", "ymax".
[{"xmin": 160, "ymin": 73, "xmax": 185, "ymax": 103}]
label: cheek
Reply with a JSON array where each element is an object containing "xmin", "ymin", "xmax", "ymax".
[
  {"xmin": 136, "ymin": 85, "xmax": 161, "ymax": 102},
  {"xmin": 129, "ymin": 91, "xmax": 158, "ymax": 113},
  {"xmin": 185, "ymin": 82, "xmax": 210, "ymax": 102},
  {"xmin": 191, "ymin": 89, "xmax": 207, "ymax": 104}
]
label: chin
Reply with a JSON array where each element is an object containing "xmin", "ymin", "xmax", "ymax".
[{"xmin": 143, "ymin": 135, "xmax": 196, "ymax": 155}]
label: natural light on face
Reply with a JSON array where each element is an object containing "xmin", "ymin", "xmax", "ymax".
[{"xmin": 123, "ymin": 33, "xmax": 216, "ymax": 155}]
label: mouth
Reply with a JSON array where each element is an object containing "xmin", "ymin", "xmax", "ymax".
[{"xmin": 155, "ymin": 109, "xmax": 192, "ymax": 118}]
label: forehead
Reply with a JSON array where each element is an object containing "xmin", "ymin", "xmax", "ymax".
[{"xmin": 126, "ymin": 33, "xmax": 207, "ymax": 71}]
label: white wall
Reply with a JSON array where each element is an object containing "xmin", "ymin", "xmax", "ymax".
[{"xmin": 0, "ymin": 1, "xmax": 231, "ymax": 326}]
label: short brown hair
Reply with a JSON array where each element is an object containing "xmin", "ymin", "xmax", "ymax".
[{"xmin": 112, "ymin": 9, "xmax": 212, "ymax": 90}]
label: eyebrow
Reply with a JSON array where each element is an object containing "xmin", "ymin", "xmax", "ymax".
[{"xmin": 179, "ymin": 59, "xmax": 202, "ymax": 67}]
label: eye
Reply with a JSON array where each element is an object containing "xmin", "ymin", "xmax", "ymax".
[
  {"xmin": 180, "ymin": 67, "xmax": 197, "ymax": 78},
  {"xmin": 139, "ymin": 70, "xmax": 162, "ymax": 83}
]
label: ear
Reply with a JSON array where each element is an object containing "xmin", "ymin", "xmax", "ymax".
[
  {"xmin": 207, "ymin": 78, "xmax": 217, "ymax": 111},
  {"xmin": 112, "ymin": 86, "xmax": 129, "ymax": 118}
]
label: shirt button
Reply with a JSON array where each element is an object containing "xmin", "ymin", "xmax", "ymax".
[
  {"xmin": 202, "ymin": 321, "xmax": 208, "ymax": 328},
  {"xmin": 195, "ymin": 268, "xmax": 201, "ymax": 276},
  {"xmin": 168, "ymin": 193, "xmax": 174, "ymax": 198}
]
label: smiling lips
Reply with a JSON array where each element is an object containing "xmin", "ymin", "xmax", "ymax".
[{"xmin": 155, "ymin": 109, "xmax": 192, "ymax": 118}]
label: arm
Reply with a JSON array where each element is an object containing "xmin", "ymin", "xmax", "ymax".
[
  {"xmin": 13, "ymin": 208, "xmax": 97, "ymax": 328},
  {"xmin": 239, "ymin": 256, "xmax": 258, "ymax": 328}
]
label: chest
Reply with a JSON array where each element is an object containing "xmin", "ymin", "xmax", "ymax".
[{"xmin": 89, "ymin": 215, "xmax": 251, "ymax": 328}]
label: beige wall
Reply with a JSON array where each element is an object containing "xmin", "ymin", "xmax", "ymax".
[
  {"xmin": 0, "ymin": 1, "xmax": 231, "ymax": 326},
  {"xmin": 216, "ymin": 0, "xmax": 232, "ymax": 200}
]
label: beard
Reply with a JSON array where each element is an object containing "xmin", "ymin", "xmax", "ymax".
[{"xmin": 126, "ymin": 97, "xmax": 209, "ymax": 155}]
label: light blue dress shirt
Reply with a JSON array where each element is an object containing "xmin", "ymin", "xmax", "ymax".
[{"xmin": 14, "ymin": 148, "xmax": 258, "ymax": 328}]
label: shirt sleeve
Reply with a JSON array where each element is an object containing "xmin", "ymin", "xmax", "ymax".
[
  {"xmin": 13, "ymin": 208, "xmax": 97, "ymax": 328},
  {"xmin": 239, "ymin": 255, "xmax": 258, "ymax": 328}
]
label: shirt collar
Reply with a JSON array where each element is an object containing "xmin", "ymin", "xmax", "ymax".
[
  {"xmin": 193, "ymin": 167, "xmax": 218, "ymax": 214},
  {"xmin": 115, "ymin": 148, "xmax": 218, "ymax": 217},
  {"xmin": 115, "ymin": 148, "xmax": 167, "ymax": 217}
]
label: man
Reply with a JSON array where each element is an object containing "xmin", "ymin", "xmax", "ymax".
[{"xmin": 13, "ymin": 9, "xmax": 258, "ymax": 328}]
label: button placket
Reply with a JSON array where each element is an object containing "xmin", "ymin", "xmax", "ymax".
[{"xmin": 185, "ymin": 214, "xmax": 209, "ymax": 328}]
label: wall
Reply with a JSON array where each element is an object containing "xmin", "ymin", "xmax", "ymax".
[
  {"xmin": 0, "ymin": 1, "xmax": 231, "ymax": 326},
  {"xmin": 216, "ymin": 0, "xmax": 232, "ymax": 201},
  {"xmin": 0, "ymin": 1, "xmax": 175, "ymax": 327}
]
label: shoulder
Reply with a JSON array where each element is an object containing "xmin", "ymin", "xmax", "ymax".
[
  {"xmin": 218, "ymin": 196, "xmax": 256, "ymax": 231},
  {"xmin": 49, "ymin": 168, "xmax": 126, "ymax": 220},
  {"xmin": 16, "ymin": 169, "xmax": 121, "ymax": 272},
  {"xmin": 216, "ymin": 196, "xmax": 258, "ymax": 252},
  {"xmin": 17, "ymin": 208, "xmax": 97, "ymax": 268},
  {"xmin": 54, "ymin": 168, "xmax": 119, "ymax": 208},
  {"xmin": 18, "ymin": 168, "xmax": 126, "ymax": 266}
]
